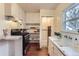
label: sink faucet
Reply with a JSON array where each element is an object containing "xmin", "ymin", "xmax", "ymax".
[
  {"xmin": 69, "ymin": 36, "xmax": 72, "ymax": 40},
  {"xmin": 64, "ymin": 35, "xmax": 67, "ymax": 38}
]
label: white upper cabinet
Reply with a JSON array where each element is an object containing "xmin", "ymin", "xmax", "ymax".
[
  {"xmin": 26, "ymin": 12, "xmax": 40, "ymax": 23},
  {"xmin": 4, "ymin": 3, "xmax": 25, "ymax": 21},
  {"xmin": 4, "ymin": 3, "xmax": 12, "ymax": 16},
  {"xmin": 4, "ymin": 3, "xmax": 25, "ymax": 29}
]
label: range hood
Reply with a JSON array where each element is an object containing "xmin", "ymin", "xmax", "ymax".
[
  {"xmin": 5, "ymin": 16, "xmax": 14, "ymax": 21},
  {"xmin": 5, "ymin": 15, "xmax": 21, "ymax": 24}
]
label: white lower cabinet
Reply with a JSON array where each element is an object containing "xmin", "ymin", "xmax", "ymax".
[
  {"xmin": 0, "ymin": 37, "xmax": 22, "ymax": 56},
  {"xmin": 48, "ymin": 39, "xmax": 54, "ymax": 56},
  {"xmin": 53, "ymin": 46, "xmax": 64, "ymax": 56},
  {"xmin": 48, "ymin": 39, "xmax": 64, "ymax": 56}
]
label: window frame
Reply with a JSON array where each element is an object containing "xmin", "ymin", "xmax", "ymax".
[{"xmin": 63, "ymin": 3, "xmax": 79, "ymax": 31}]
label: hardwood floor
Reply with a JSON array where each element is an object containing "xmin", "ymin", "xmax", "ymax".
[{"xmin": 25, "ymin": 43, "xmax": 48, "ymax": 56}]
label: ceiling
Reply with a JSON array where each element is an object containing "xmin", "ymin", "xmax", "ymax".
[{"xmin": 18, "ymin": 3, "xmax": 60, "ymax": 12}]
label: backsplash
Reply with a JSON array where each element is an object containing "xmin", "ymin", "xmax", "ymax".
[{"xmin": 61, "ymin": 32, "xmax": 79, "ymax": 48}]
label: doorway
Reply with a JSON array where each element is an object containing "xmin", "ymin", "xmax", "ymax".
[{"xmin": 40, "ymin": 16, "xmax": 54, "ymax": 49}]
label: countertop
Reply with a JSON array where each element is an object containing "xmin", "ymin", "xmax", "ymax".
[
  {"xmin": 0, "ymin": 35, "xmax": 22, "ymax": 40},
  {"xmin": 49, "ymin": 37, "xmax": 79, "ymax": 56}
]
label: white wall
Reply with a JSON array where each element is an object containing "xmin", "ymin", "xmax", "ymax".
[{"xmin": 40, "ymin": 9, "xmax": 55, "ymax": 16}]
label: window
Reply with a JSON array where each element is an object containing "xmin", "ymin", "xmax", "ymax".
[{"xmin": 64, "ymin": 4, "xmax": 79, "ymax": 31}]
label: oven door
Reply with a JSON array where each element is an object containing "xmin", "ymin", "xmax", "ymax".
[{"xmin": 11, "ymin": 29, "xmax": 22, "ymax": 35}]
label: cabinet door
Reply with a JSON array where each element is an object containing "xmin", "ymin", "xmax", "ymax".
[
  {"xmin": 53, "ymin": 45, "xmax": 64, "ymax": 56},
  {"xmin": 48, "ymin": 40, "xmax": 54, "ymax": 56},
  {"xmin": 48, "ymin": 39, "xmax": 64, "ymax": 56},
  {"xmin": 41, "ymin": 30, "xmax": 48, "ymax": 47},
  {"xmin": 5, "ymin": 3, "xmax": 11, "ymax": 16}
]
